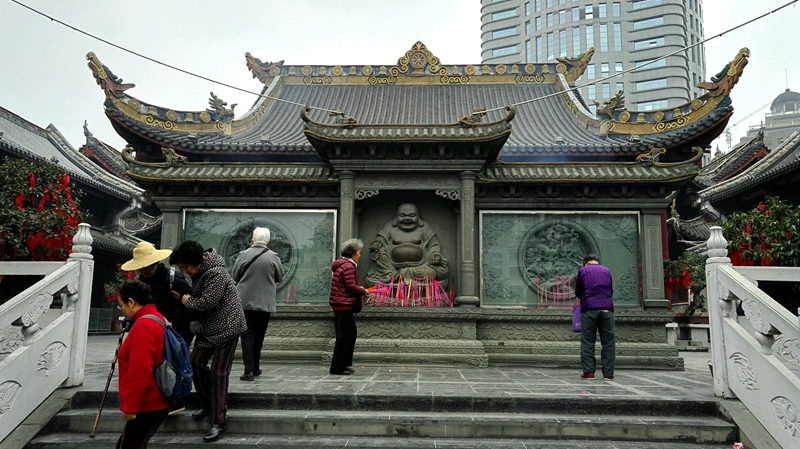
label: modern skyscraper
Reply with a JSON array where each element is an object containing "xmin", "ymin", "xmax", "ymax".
[{"xmin": 481, "ymin": 0, "xmax": 706, "ymax": 113}]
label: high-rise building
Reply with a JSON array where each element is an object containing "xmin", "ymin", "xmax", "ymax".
[{"xmin": 480, "ymin": 0, "xmax": 705, "ymax": 113}]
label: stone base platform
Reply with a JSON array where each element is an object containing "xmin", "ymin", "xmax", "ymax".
[{"xmin": 256, "ymin": 306, "xmax": 682, "ymax": 370}]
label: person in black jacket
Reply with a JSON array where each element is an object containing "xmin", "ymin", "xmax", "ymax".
[{"xmin": 122, "ymin": 241, "xmax": 195, "ymax": 416}]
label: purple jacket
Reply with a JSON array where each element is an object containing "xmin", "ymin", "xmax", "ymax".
[{"xmin": 575, "ymin": 263, "xmax": 614, "ymax": 312}]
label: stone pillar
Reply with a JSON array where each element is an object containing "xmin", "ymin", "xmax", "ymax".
[
  {"xmin": 456, "ymin": 171, "xmax": 479, "ymax": 306},
  {"xmin": 160, "ymin": 210, "xmax": 182, "ymax": 250},
  {"xmin": 641, "ymin": 211, "xmax": 669, "ymax": 308},
  {"xmin": 339, "ymin": 171, "xmax": 355, "ymax": 249},
  {"xmin": 705, "ymin": 226, "xmax": 735, "ymax": 398}
]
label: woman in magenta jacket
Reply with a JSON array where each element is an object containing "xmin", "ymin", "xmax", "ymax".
[
  {"xmin": 328, "ymin": 238, "xmax": 368, "ymax": 375},
  {"xmin": 116, "ymin": 279, "xmax": 174, "ymax": 449}
]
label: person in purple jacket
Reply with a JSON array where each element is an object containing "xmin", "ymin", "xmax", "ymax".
[{"xmin": 574, "ymin": 254, "xmax": 616, "ymax": 381}]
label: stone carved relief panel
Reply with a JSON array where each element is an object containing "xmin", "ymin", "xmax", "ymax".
[
  {"xmin": 481, "ymin": 212, "xmax": 640, "ymax": 307},
  {"xmin": 730, "ymin": 352, "xmax": 759, "ymax": 390},
  {"xmin": 772, "ymin": 336, "xmax": 800, "ymax": 371},
  {"xmin": 519, "ymin": 222, "xmax": 596, "ymax": 303},
  {"xmin": 359, "ymin": 322, "xmax": 463, "ymax": 340},
  {"xmin": 771, "ymin": 396, "xmax": 800, "ymax": 439},
  {"xmin": 37, "ymin": 342, "xmax": 67, "ymax": 376},
  {"xmin": 22, "ymin": 294, "xmax": 53, "ymax": 327},
  {"xmin": 0, "ymin": 326, "xmax": 23, "ymax": 357},
  {"xmin": 184, "ymin": 210, "xmax": 336, "ymax": 304},
  {"xmin": 0, "ymin": 381, "xmax": 21, "ymax": 417}
]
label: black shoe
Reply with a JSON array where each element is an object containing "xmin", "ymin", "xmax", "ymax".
[
  {"xmin": 240, "ymin": 372, "xmax": 254, "ymax": 381},
  {"xmin": 330, "ymin": 368, "xmax": 352, "ymax": 375},
  {"xmin": 192, "ymin": 409, "xmax": 209, "ymax": 419},
  {"xmin": 253, "ymin": 368, "xmax": 262, "ymax": 376},
  {"xmin": 203, "ymin": 424, "xmax": 227, "ymax": 442}
]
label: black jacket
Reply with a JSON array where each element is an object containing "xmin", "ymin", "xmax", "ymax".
[{"xmin": 138, "ymin": 263, "xmax": 193, "ymax": 332}]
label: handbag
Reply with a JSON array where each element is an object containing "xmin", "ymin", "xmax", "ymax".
[
  {"xmin": 352, "ymin": 296, "xmax": 363, "ymax": 314},
  {"xmin": 571, "ymin": 304, "xmax": 581, "ymax": 333}
]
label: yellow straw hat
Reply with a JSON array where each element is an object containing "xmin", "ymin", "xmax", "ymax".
[{"xmin": 120, "ymin": 242, "xmax": 172, "ymax": 271}]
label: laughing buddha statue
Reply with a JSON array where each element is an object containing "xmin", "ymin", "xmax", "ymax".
[{"xmin": 366, "ymin": 203, "xmax": 449, "ymax": 289}]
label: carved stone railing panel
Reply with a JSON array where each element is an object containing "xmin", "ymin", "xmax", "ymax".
[
  {"xmin": 706, "ymin": 226, "xmax": 800, "ymax": 449},
  {"xmin": 0, "ymin": 223, "xmax": 93, "ymax": 442}
]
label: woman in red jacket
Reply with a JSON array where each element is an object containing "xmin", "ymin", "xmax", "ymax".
[
  {"xmin": 329, "ymin": 238, "xmax": 368, "ymax": 375},
  {"xmin": 116, "ymin": 279, "xmax": 174, "ymax": 449}
]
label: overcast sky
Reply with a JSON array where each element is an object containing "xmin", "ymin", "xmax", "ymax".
[{"xmin": 1, "ymin": 0, "xmax": 798, "ymax": 155}]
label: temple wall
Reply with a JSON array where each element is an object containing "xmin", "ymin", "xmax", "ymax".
[{"xmin": 151, "ymin": 186, "xmax": 679, "ymax": 369}]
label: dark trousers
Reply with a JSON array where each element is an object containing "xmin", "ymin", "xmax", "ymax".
[
  {"xmin": 330, "ymin": 310, "xmax": 357, "ymax": 374},
  {"xmin": 115, "ymin": 407, "xmax": 170, "ymax": 449},
  {"xmin": 580, "ymin": 310, "xmax": 616, "ymax": 377},
  {"xmin": 190, "ymin": 336, "xmax": 238, "ymax": 425},
  {"xmin": 240, "ymin": 310, "xmax": 271, "ymax": 373}
]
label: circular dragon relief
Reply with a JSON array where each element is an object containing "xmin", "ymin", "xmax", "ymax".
[
  {"xmin": 518, "ymin": 221, "xmax": 598, "ymax": 302},
  {"xmin": 221, "ymin": 220, "xmax": 297, "ymax": 288}
]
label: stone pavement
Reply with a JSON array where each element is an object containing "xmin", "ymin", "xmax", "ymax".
[{"xmin": 81, "ymin": 334, "xmax": 718, "ymax": 402}]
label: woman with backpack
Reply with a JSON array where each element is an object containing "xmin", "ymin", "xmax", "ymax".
[{"xmin": 115, "ymin": 279, "xmax": 174, "ymax": 449}]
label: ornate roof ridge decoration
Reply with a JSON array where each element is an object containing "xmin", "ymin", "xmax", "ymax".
[
  {"xmin": 88, "ymin": 52, "xmax": 273, "ymax": 138},
  {"xmin": 301, "ymin": 105, "xmax": 515, "ymax": 130},
  {"xmin": 694, "ymin": 129, "xmax": 768, "ymax": 187},
  {"xmin": 245, "ymin": 52, "xmax": 284, "ymax": 84},
  {"xmin": 122, "ymin": 146, "xmax": 188, "ymax": 168},
  {"xmin": 247, "ymin": 41, "xmax": 592, "ymax": 86},
  {"xmin": 697, "ymin": 47, "xmax": 750, "ymax": 98},
  {"xmin": 81, "ymin": 121, "xmax": 130, "ymax": 180},
  {"xmin": 86, "ymin": 52, "xmax": 135, "ymax": 98},
  {"xmin": 597, "ymin": 48, "xmax": 749, "ymax": 136},
  {"xmin": 479, "ymin": 146, "xmax": 703, "ymax": 183},
  {"xmin": 698, "ymin": 129, "xmax": 800, "ymax": 202}
]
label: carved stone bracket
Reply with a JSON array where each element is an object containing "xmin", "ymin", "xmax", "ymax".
[
  {"xmin": 435, "ymin": 190, "xmax": 459, "ymax": 200},
  {"xmin": 356, "ymin": 190, "xmax": 379, "ymax": 200}
]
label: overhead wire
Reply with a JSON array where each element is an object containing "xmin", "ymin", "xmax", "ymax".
[{"xmin": 9, "ymin": 0, "xmax": 800, "ymax": 119}]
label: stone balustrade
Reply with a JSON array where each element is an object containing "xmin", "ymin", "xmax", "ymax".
[
  {"xmin": 705, "ymin": 226, "xmax": 800, "ymax": 448},
  {"xmin": 0, "ymin": 223, "xmax": 94, "ymax": 443}
]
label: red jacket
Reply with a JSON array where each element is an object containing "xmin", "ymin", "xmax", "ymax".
[
  {"xmin": 118, "ymin": 304, "xmax": 175, "ymax": 414},
  {"xmin": 329, "ymin": 258, "xmax": 366, "ymax": 311}
]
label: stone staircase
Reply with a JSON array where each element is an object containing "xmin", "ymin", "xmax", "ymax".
[{"xmin": 27, "ymin": 390, "xmax": 738, "ymax": 448}]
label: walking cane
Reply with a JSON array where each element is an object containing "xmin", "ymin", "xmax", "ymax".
[{"xmin": 89, "ymin": 319, "xmax": 130, "ymax": 438}]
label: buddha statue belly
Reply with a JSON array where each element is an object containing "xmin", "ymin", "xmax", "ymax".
[{"xmin": 366, "ymin": 203, "xmax": 449, "ymax": 289}]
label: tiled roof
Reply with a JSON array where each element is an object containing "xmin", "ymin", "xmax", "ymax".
[
  {"xmin": 81, "ymin": 124, "xmax": 130, "ymax": 180},
  {"xmin": 667, "ymin": 215, "xmax": 714, "ymax": 242},
  {"xmin": 698, "ymin": 129, "xmax": 800, "ymax": 202},
  {"xmin": 694, "ymin": 131, "xmax": 767, "ymax": 188},
  {"xmin": 92, "ymin": 44, "xmax": 748, "ymax": 167},
  {"xmin": 0, "ymin": 106, "xmax": 144, "ymax": 201},
  {"xmin": 105, "ymin": 83, "xmax": 733, "ymax": 163}
]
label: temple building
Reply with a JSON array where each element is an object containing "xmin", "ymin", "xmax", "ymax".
[{"xmin": 89, "ymin": 42, "xmax": 747, "ymax": 368}]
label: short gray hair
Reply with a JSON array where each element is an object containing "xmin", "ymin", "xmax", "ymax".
[
  {"xmin": 252, "ymin": 227, "xmax": 271, "ymax": 244},
  {"xmin": 340, "ymin": 238, "xmax": 363, "ymax": 258}
]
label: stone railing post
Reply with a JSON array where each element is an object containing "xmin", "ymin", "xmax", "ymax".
[
  {"xmin": 64, "ymin": 223, "xmax": 94, "ymax": 387},
  {"xmin": 705, "ymin": 226, "xmax": 735, "ymax": 398}
]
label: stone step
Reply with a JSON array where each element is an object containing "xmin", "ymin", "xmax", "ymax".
[
  {"xmin": 67, "ymin": 391, "xmax": 721, "ymax": 417},
  {"xmin": 45, "ymin": 408, "xmax": 737, "ymax": 444},
  {"xmin": 26, "ymin": 432, "xmax": 736, "ymax": 449}
]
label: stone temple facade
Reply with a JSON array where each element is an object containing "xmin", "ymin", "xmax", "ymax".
[{"xmin": 88, "ymin": 42, "xmax": 749, "ymax": 369}]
